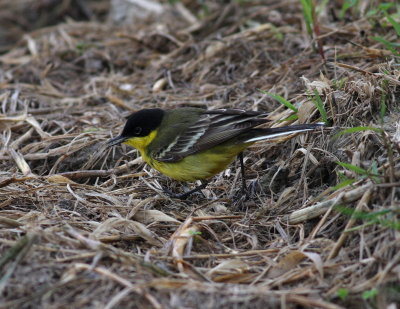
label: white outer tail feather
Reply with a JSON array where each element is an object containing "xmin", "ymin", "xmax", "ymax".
[{"xmin": 245, "ymin": 124, "xmax": 325, "ymax": 143}]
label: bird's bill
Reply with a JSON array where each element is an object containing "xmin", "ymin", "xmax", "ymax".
[{"xmin": 107, "ymin": 136, "xmax": 127, "ymax": 147}]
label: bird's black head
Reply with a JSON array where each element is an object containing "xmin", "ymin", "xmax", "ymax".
[
  {"xmin": 108, "ymin": 108, "xmax": 165, "ymax": 146},
  {"xmin": 121, "ymin": 108, "xmax": 165, "ymax": 137}
]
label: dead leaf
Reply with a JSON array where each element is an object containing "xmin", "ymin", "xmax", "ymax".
[
  {"xmin": 268, "ymin": 251, "xmax": 306, "ymax": 278},
  {"xmin": 268, "ymin": 250, "xmax": 324, "ymax": 279},
  {"xmin": 297, "ymin": 101, "xmax": 317, "ymax": 123},
  {"xmin": 212, "ymin": 272, "xmax": 256, "ymax": 283},
  {"xmin": 9, "ymin": 149, "xmax": 32, "ymax": 176},
  {"xmin": 0, "ymin": 113, "xmax": 27, "ymax": 130},
  {"xmin": 302, "ymin": 251, "xmax": 324, "ymax": 278},
  {"xmin": 207, "ymin": 259, "xmax": 249, "ymax": 276},
  {"xmin": 47, "ymin": 175, "xmax": 76, "ymax": 184},
  {"xmin": 92, "ymin": 218, "xmax": 163, "ymax": 247},
  {"xmin": 133, "ymin": 209, "xmax": 179, "ymax": 224}
]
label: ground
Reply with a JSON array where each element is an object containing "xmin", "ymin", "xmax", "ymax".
[{"xmin": 0, "ymin": 0, "xmax": 399, "ymax": 308}]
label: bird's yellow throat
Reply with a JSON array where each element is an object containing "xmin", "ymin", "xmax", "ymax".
[{"xmin": 123, "ymin": 129, "xmax": 158, "ymax": 155}]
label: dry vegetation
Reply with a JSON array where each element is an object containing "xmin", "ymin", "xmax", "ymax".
[{"xmin": 1, "ymin": 0, "xmax": 400, "ymax": 308}]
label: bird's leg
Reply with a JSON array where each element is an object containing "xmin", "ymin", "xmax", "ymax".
[
  {"xmin": 167, "ymin": 181, "xmax": 208, "ymax": 200},
  {"xmin": 238, "ymin": 152, "xmax": 249, "ymax": 198}
]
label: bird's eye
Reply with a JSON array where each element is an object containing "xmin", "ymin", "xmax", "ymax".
[{"xmin": 134, "ymin": 127, "xmax": 142, "ymax": 135}]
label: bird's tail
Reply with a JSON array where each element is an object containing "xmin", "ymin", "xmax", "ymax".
[{"xmin": 245, "ymin": 122, "xmax": 326, "ymax": 143}]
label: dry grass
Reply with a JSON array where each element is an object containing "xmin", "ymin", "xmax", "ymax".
[{"xmin": 1, "ymin": 0, "xmax": 399, "ymax": 308}]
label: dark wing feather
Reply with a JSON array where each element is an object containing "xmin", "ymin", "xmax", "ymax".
[{"xmin": 153, "ymin": 109, "xmax": 269, "ymax": 162}]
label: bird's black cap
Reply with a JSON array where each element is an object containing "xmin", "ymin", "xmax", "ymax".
[{"xmin": 108, "ymin": 108, "xmax": 165, "ymax": 146}]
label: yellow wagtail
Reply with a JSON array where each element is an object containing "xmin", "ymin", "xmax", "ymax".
[{"xmin": 108, "ymin": 108, "xmax": 325, "ymax": 198}]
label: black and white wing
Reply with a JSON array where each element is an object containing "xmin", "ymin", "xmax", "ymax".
[{"xmin": 153, "ymin": 109, "xmax": 269, "ymax": 162}]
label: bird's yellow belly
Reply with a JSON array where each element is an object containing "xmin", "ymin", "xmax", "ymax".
[{"xmin": 143, "ymin": 143, "xmax": 251, "ymax": 182}]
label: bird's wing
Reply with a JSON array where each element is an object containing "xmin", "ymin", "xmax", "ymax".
[{"xmin": 153, "ymin": 109, "xmax": 269, "ymax": 162}]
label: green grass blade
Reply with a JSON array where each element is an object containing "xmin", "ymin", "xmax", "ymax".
[
  {"xmin": 378, "ymin": 3, "xmax": 394, "ymax": 11},
  {"xmin": 312, "ymin": 89, "xmax": 328, "ymax": 123},
  {"xmin": 384, "ymin": 12, "xmax": 400, "ymax": 36},
  {"xmin": 258, "ymin": 89, "xmax": 298, "ymax": 113},
  {"xmin": 333, "ymin": 126, "xmax": 383, "ymax": 139},
  {"xmin": 331, "ymin": 178, "xmax": 356, "ymax": 191},
  {"xmin": 336, "ymin": 161, "xmax": 369, "ymax": 176},
  {"xmin": 372, "ymin": 36, "xmax": 400, "ymax": 56},
  {"xmin": 278, "ymin": 114, "xmax": 299, "ymax": 122},
  {"xmin": 362, "ymin": 288, "xmax": 378, "ymax": 300},
  {"xmin": 380, "ymin": 88, "xmax": 387, "ymax": 124},
  {"xmin": 299, "ymin": 0, "xmax": 313, "ymax": 35},
  {"xmin": 337, "ymin": 288, "xmax": 349, "ymax": 301},
  {"xmin": 339, "ymin": 0, "xmax": 357, "ymax": 19}
]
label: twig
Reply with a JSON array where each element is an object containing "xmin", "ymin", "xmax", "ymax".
[
  {"xmin": 327, "ymin": 188, "xmax": 372, "ymax": 260},
  {"xmin": 285, "ymin": 183, "xmax": 373, "ymax": 224},
  {"xmin": 74, "ymin": 263, "xmax": 162, "ymax": 309},
  {"xmin": 0, "ymin": 216, "xmax": 23, "ymax": 227},
  {"xmin": 287, "ymin": 295, "xmax": 344, "ymax": 309}
]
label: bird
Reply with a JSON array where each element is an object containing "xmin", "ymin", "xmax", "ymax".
[{"xmin": 108, "ymin": 107, "xmax": 325, "ymax": 198}]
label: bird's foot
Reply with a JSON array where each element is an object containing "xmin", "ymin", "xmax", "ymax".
[{"xmin": 162, "ymin": 182, "xmax": 208, "ymax": 200}]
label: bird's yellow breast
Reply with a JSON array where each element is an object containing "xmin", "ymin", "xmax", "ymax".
[
  {"xmin": 123, "ymin": 130, "xmax": 251, "ymax": 182},
  {"xmin": 147, "ymin": 147, "xmax": 242, "ymax": 181}
]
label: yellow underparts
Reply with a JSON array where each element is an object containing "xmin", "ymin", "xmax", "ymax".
[{"xmin": 123, "ymin": 130, "xmax": 251, "ymax": 182}]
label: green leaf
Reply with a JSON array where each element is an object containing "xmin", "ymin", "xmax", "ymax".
[
  {"xmin": 384, "ymin": 12, "xmax": 400, "ymax": 36},
  {"xmin": 366, "ymin": 8, "xmax": 379, "ymax": 17},
  {"xmin": 270, "ymin": 24, "xmax": 284, "ymax": 41},
  {"xmin": 336, "ymin": 162, "xmax": 369, "ymax": 176},
  {"xmin": 379, "ymin": 218, "xmax": 400, "ymax": 230},
  {"xmin": 337, "ymin": 172, "xmax": 350, "ymax": 182},
  {"xmin": 335, "ymin": 205, "xmax": 356, "ymax": 217},
  {"xmin": 333, "ymin": 126, "xmax": 383, "ymax": 139},
  {"xmin": 332, "ymin": 178, "xmax": 356, "ymax": 191},
  {"xmin": 332, "ymin": 78, "xmax": 347, "ymax": 90},
  {"xmin": 362, "ymin": 288, "xmax": 378, "ymax": 300},
  {"xmin": 372, "ymin": 36, "xmax": 400, "ymax": 56},
  {"xmin": 258, "ymin": 89, "xmax": 299, "ymax": 112},
  {"xmin": 362, "ymin": 209, "xmax": 391, "ymax": 220},
  {"xmin": 378, "ymin": 2, "xmax": 394, "ymax": 11},
  {"xmin": 299, "ymin": 0, "xmax": 313, "ymax": 35},
  {"xmin": 311, "ymin": 89, "xmax": 328, "ymax": 123},
  {"xmin": 278, "ymin": 114, "xmax": 299, "ymax": 122},
  {"xmin": 380, "ymin": 100, "xmax": 387, "ymax": 124},
  {"xmin": 336, "ymin": 207, "xmax": 385, "ymax": 221},
  {"xmin": 336, "ymin": 207, "xmax": 399, "ymax": 231},
  {"xmin": 339, "ymin": 0, "xmax": 357, "ymax": 19},
  {"xmin": 337, "ymin": 288, "xmax": 349, "ymax": 301},
  {"xmin": 189, "ymin": 230, "xmax": 202, "ymax": 236},
  {"xmin": 370, "ymin": 161, "xmax": 379, "ymax": 178}
]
